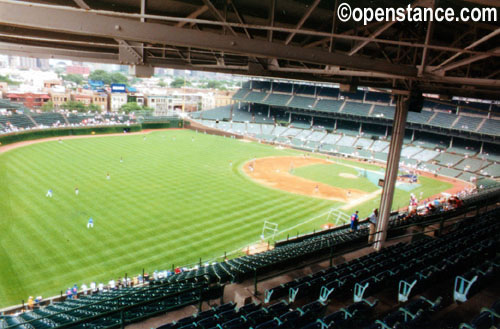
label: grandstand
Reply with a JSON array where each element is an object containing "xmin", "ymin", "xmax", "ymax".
[{"xmin": 0, "ymin": 1, "xmax": 499, "ymax": 328}]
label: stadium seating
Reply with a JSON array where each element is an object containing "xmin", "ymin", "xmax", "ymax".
[
  {"xmin": 252, "ymin": 81, "xmax": 271, "ymax": 90},
  {"xmin": 273, "ymin": 82, "xmax": 293, "ymax": 93},
  {"xmin": 434, "ymin": 152, "xmax": 464, "ymax": 167},
  {"xmin": 2, "ymin": 282, "xmax": 222, "ymax": 329},
  {"xmin": 438, "ymin": 166, "xmax": 463, "ymax": 178},
  {"xmin": 370, "ymin": 105, "xmax": 395, "ymax": 119},
  {"xmin": 459, "ymin": 300, "xmax": 500, "ymax": 329},
  {"xmin": 401, "ymin": 146, "xmax": 422, "ymax": 158},
  {"xmin": 201, "ymin": 106, "xmax": 232, "ymax": 121},
  {"xmin": 430, "ymin": 112, "xmax": 458, "ymax": 128},
  {"xmin": 261, "ymin": 94, "xmax": 291, "ymax": 107},
  {"xmin": 455, "ymin": 158, "xmax": 491, "ymax": 172},
  {"xmin": 478, "ymin": 118, "xmax": 500, "ymax": 135},
  {"xmin": 287, "ymin": 96, "xmax": 315, "ymax": 110},
  {"xmin": 336, "ymin": 135, "xmax": 357, "ymax": 147},
  {"xmin": 294, "ymin": 84, "xmax": 316, "ymax": 96},
  {"xmin": 245, "ymin": 92, "xmax": 267, "ymax": 103},
  {"xmin": 454, "ymin": 115, "xmax": 485, "ymax": 132},
  {"xmin": 341, "ymin": 102, "xmax": 372, "ymax": 116},
  {"xmin": 317, "ymin": 87, "xmax": 339, "ymax": 98},
  {"xmin": 232, "ymin": 88, "xmax": 251, "ymax": 101},
  {"xmin": 481, "ymin": 163, "xmax": 500, "ymax": 178},
  {"xmin": 30, "ymin": 112, "xmax": 66, "ymax": 127},
  {"xmin": 412, "ymin": 149, "xmax": 439, "ymax": 162},
  {"xmin": 0, "ymin": 113, "xmax": 36, "ymax": 130},
  {"xmin": 407, "ymin": 111, "xmax": 433, "ymax": 125},
  {"xmin": 313, "ymin": 99, "xmax": 343, "ymax": 113},
  {"xmin": 232, "ymin": 107, "xmax": 253, "ymax": 122},
  {"xmin": 370, "ymin": 140, "xmax": 389, "ymax": 153},
  {"xmin": 354, "ymin": 138, "xmax": 373, "ymax": 149}
]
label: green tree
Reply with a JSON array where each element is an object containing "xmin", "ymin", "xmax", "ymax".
[
  {"xmin": 170, "ymin": 77, "xmax": 191, "ymax": 88},
  {"xmin": 120, "ymin": 102, "xmax": 142, "ymax": 113},
  {"xmin": 62, "ymin": 100, "xmax": 86, "ymax": 112},
  {"xmin": 0, "ymin": 75, "xmax": 20, "ymax": 86},
  {"xmin": 87, "ymin": 104, "xmax": 101, "ymax": 112},
  {"xmin": 110, "ymin": 72, "xmax": 128, "ymax": 84},
  {"xmin": 62, "ymin": 74, "xmax": 84, "ymax": 85},
  {"xmin": 158, "ymin": 79, "xmax": 166, "ymax": 88},
  {"xmin": 41, "ymin": 101, "xmax": 54, "ymax": 112},
  {"xmin": 89, "ymin": 70, "xmax": 128, "ymax": 85},
  {"xmin": 89, "ymin": 70, "xmax": 112, "ymax": 85}
]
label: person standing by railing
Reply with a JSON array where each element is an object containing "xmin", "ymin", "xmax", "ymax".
[{"xmin": 367, "ymin": 208, "xmax": 379, "ymax": 244}]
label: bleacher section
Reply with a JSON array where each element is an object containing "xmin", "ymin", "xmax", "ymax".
[
  {"xmin": 342, "ymin": 102, "xmax": 372, "ymax": 116},
  {"xmin": 262, "ymin": 94, "xmax": 291, "ymax": 107},
  {"xmin": 245, "ymin": 91, "xmax": 267, "ymax": 103},
  {"xmin": 0, "ymin": 113, "xmax": 36, "ymax": 130},
  {"xmin": 370, "ymin": 105, "xmax": 395, "ymax": 118},
  {"xmin": 200, "ymin": 105, "xmax": 231, "ymax": 121},
  {"xmin": 317, "ymin": 87, "xmax": 339, "ymax": 98},
  {"xmin": 30, "ymin": 113, "xmax": 66, "ymax": 127},
  {"xmin": 407, "ymin": 111, "xmax": 433, "ymax": 125},
  {"xmin": 455, "ymin": 158, "xmax": 490, "ymax": 172},
  {"xmin": 287, "ymin": 96, "xmax": 315, "ymax": 110},
  {"xmin": 314, "ymin": 99, "xmax": 343, "ymax": 113},
  {"xmin": 232, "ymin": 88, "xmax": 250, "ymax": 101},
  {"xmin": 2, "ymin": 281, "xmax": 222, "ymax": 329},
  {"xmin": 454, "ymin": 115, "xmax": 484, "ymax": 132},
  {"xmin": 232, "ymin": 107, "xmax": 253, "ymax": 122},
  {"xmin": 479, "ymin": 118, "xmax": 500, "ymax": 135},
  {"xmin": 430, "ymin": 112, "xmax": 458, "ymax": 128},
  {"xmin": 434, "ymin": 152, "xmax": 465, "ymax": 167}
]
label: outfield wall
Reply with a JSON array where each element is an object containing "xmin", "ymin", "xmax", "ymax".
[{"xmin": 0, "ymin": 119, "xmax": 186, "ymax": 146}]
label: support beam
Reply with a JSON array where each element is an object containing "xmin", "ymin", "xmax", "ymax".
[
  {"xmin": 267, "ymin": 0, "xmax": 276, "ymax": 42},
  {"xmin": 229, "ymin": 0, "xmax": 252, "ymax": 39},
  {"xmin": 348, "ymin": 20, "xmax": 395, "ymax": 56},
  {"xmin": 437, "ymin": 47, "xmax": 500, "ymax": 73},
  {"xmin": 418, "ymin": 0, "xmax": 434, "ymax": 76},
  {"xmin": 201, "ymin": 0, "xmax": 237, "ymax": 36},
  {"xmin": 285, "ymin": 0, "xmax": 321, "ymax": 45},
  {"xmin": 0, "ymin": 1, "xmax": 417, "ymax": 76},
  {"xmin": 433, "ymin": 28, "xmax": 500, "ymax": 70},
  {"xmin": 374, "ymin": 95, "xmax": 409, "ymax": 251},
  {"xmin": 348, "ymin": 0, "xmax": 431, "ymax": 56},
  {"xmin": 176, "ymin": 5, "xmax": 208, "ymax": 28}
]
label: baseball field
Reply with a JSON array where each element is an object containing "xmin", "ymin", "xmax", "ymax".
[{"xmin": 0, "ymin": 129, "xmax": 458, "ymax": 307}]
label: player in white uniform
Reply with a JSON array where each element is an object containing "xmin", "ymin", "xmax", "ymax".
[
  {"xmin": 87, "ymin": 218, "xmax": 94, "ymax": 228},
  {"xmin": 46, "ymin": 189, "xmax": 53, "ymax": 197}
]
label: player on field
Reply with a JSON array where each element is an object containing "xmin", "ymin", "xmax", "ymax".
[
  {"xmin": 106, "ymin": 173, "xmax": 110, "ymax": 180},
  {"xmin": 87, "ymin": 217, "xmax": 94, "ymax": 228},
  {"xmin": 75, "ymin": 187, "xmax": 79, "ymax": 196},
  {"xmin": 46, "ymin": 189, "xmax": 53, "ymax": 198}
]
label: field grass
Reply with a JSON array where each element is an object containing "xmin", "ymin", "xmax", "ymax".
[
  {"xmin": 0, "ymin": 130, "xmax": 452, "ymax": 307},
  {"xmin": 293, "ymin": 163, "xmax": 380, "ymax": 193}
]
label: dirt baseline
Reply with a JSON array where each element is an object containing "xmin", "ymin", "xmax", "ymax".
[
  {"xmin": 242, "ymin": 156, "xmax": 367, "ymax": 203},
  {"xmin": 242, "ymin": 156, "xmax": 473, "ymax": 208}
]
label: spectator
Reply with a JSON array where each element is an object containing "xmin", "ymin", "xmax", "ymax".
[
  {"xmin": 90, "ymin": 282, "xmax": 96, "ymax": 294},
  {"xmin": 66, "ymin": 288, "xmax": 72, "ymax": 300},
  {"xmin": 350, "ymin": 211, "xmax": 359, "ymax": 232},
  {"xmin": 72, "ymin": 284, "xmax": 78, "ymax": 299},
  {"xmin": 367, "ymin": 208, "xmax": 379, "ymax": 244},
  {"xmin": 81, "ymin": 283, "xmax": 88, "ymax": 295},
  {"xmin": 27, "ymin": 296, "xmax": 34, "ymax": 309}
]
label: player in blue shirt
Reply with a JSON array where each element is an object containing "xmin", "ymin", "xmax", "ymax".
[{"xmin": 87, "ymin": 217, "xmax": 94, "ymax": 229}]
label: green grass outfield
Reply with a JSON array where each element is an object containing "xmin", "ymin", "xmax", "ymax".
[{"xmin": 0, "ymin": 130, "xmax": 452, "ymax": 307}]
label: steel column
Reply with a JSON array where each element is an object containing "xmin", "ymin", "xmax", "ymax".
[{"xmin": 374, "ymin": 95, "xmax": 408, "ymax": 251}]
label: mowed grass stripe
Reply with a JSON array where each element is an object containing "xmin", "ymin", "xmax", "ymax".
[{"xmin": 0, "ymin": 130, "xmax": 451, "ymax": 307}]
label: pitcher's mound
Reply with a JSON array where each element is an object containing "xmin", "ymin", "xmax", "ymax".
[{"xmin": 339, "ymin": 173, "xmax": 358, "ymax": 179}]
